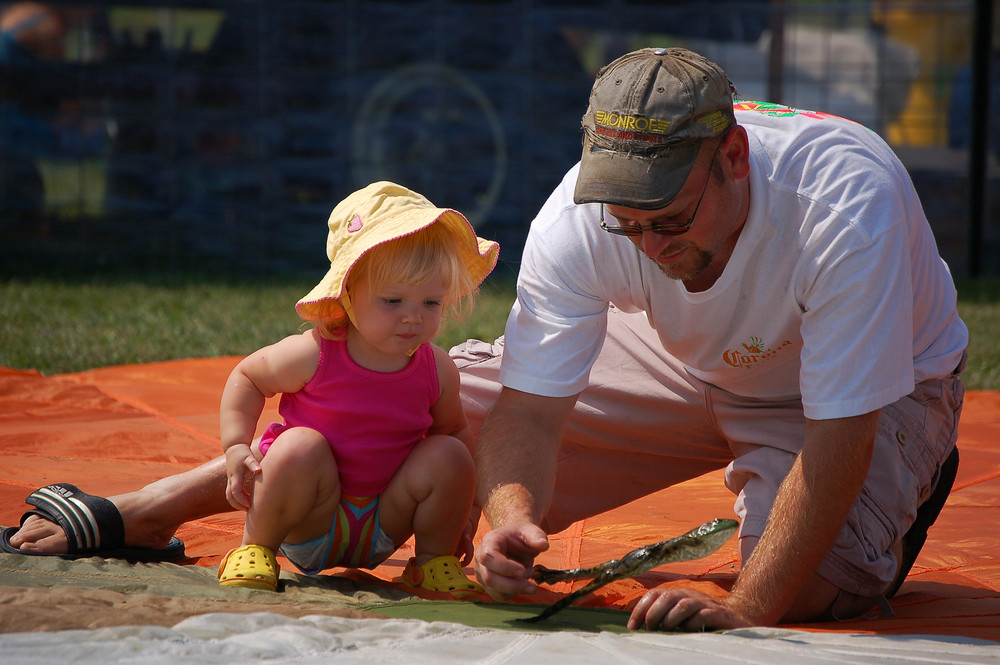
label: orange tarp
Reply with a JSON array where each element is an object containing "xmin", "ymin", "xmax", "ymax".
[{"xmin": 1, "ymin": 359, "xmax": 998, "ymax": 642}]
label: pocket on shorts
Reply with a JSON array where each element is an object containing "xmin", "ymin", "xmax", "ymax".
[
  {"xmin": 850, "ymin": 375, "xmax": 964, "ymax": 561},
  {"xmin": 884, "ymin": 375, "xmax": 963, "ymax": 503},
  {"xmin": 449, "ymin": 337, "xmax": 504, "ymax": 367}
]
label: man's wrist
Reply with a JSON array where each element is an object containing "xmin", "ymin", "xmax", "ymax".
[{"xmin": 482, "ymin": 482, "xmax": 539, "ymax": 529}]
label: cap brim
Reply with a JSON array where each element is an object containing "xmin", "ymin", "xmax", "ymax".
[{"xmin": 573, "ymin": 135, "xmax": 701, "ymax": 210}]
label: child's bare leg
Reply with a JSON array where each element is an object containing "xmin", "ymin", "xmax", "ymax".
[
  {"xmin": 8, "ymin": 456, "xmax": 232, "ymax": 553},
  {"xmin": 242, "ymin": 428, "xmax": 340, "ymax": 552},
  {"xmin": 379, "ymin": 435, "xmax": 476, "ymax": 564}
]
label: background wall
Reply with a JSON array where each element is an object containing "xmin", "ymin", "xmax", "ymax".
[{"xmin": 1, "ymin": 0, "xmax": 994, "ymax": 276}]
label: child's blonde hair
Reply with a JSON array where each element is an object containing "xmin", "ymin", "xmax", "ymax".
[{"xmin": 306, "ymin": 222, "xmax": 480, "ymax": 339}]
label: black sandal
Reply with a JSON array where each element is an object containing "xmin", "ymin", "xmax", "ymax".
[{"xmin": 1, "ymin": 483, "xmax": 184, "ymax": 563}]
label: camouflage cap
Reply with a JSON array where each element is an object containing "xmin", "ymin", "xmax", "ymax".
[{"xmin": 574, "ymin": 47, "xmax": 736, "ymax": 210}]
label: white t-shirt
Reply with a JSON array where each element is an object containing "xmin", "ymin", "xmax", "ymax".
[{"xmin": 500, "ymin": 104, "xmax": 968, "ymax": 420}]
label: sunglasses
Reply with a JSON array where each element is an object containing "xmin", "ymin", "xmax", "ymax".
[{"xmin": 599, "ymin": 140, "xmax": 720, "ymax": 237}]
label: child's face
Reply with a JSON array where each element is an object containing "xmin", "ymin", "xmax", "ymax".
[{"xmin": 347, "ymin": 269, "xmax": 449, "ymax": 362}]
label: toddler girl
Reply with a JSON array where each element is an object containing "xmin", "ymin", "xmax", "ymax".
[{"xmin": 217, "ymin": 181, "xmax": 499, "ymax": 596}]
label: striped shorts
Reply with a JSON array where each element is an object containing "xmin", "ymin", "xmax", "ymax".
[{"xmin": 279, "ymin": 493, "xmax": 396, "ymax": 574}]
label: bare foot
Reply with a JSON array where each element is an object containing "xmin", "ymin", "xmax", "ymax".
[
  {"xmin": 7, "ymin": 457, "xmax": 234, "ymax": 555},
  {"xmin": 7, "ymin": 514, "xmax": 70, "ymax": 553},
  {"xmin": 7, "ymin": 494, "xmax": 178, "ymax": 554}
]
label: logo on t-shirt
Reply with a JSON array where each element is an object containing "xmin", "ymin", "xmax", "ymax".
[
  {"xmin": 722, "ymin": 337, "xmax": 793, "ymax": 369},
  {"xmin": 733, "ymin": 100, "xmax": 851, "ymax": 123}
]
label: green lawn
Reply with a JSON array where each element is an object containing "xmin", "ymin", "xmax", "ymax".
[
  {"xmin": 0, "ymin": 273, "xmax": 515, "ymax": 376},
  {"xmin": 2, "ymin": 274, "xmax": 998, "ymax": 391},
  {"xmin": 955, "ymin": 278, "xmax": 1000, "ymax": 391}
]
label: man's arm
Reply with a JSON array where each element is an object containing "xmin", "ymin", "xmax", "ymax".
[
  {"xmin": 473, "ymin": 386, "xmax": 579, "ymax": 599},
  {"xmin": 629, "ymin": 410, "xmax": 879, "ymax": 630},
  {"xmin": 727, "ymin": 411, "xmax": 878, "ymax": 623}
]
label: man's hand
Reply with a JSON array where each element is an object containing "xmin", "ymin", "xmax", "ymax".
[
  {"xmin": 628, "ymin": 412, "xmax": 881, "ymax": 631},
  {"xmin": 627, "ymin": 588, "xmax": 752, "ymax": 632},
  {"xmin": 474, "ymin": 523, "xmax": 550, "ymax": 600}
]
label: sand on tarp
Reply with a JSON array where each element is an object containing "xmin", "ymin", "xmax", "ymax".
[{"xmin": 0, "ymin": 553, "xmax": 399, "ymax": 633}]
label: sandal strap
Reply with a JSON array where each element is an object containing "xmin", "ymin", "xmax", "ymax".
[{"xmin": 22, "ymin": 483, "xmax": 125, "ymax": 554}]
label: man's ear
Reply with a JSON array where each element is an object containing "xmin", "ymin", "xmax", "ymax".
[{"xmin": 722, "ymin": 125, "xmax": 751, "ymax": 180}]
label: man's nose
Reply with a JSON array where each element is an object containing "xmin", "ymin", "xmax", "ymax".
[{"xmin": 639, "ymin": 230, "xmax": 671, "ymax": 258}]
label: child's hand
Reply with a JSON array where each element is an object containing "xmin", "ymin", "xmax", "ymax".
[
  {"xmin": 224, "ymin": 443, "xmax": 261, "ymax": 510},
  {"xmin": 455, "ymin": 505, "xmax": 481, "ymax": 566}
]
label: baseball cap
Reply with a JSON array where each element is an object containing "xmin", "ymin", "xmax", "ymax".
[
  {"xmin": 574, "ymin": 47, "xmax": 736, "ymax": 210},
  {"xmin": 295, "ymin": 181, "xmax": 499, "ymax": 322}
]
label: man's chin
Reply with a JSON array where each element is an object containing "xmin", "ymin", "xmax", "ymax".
[
  {"xmin": 656, "ymin": 264, "xmax": 685, "ymax": 281},
  {"xmin": 651, "ymin": 250, "xmax": 711, "ymax": 283}
]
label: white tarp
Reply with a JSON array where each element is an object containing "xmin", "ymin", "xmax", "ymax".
[{"xmin": 2, "ymin": 612, "xmax": 999, "ymax": 665}]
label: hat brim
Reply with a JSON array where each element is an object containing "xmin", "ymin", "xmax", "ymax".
[
  {"xmin": 573, "ymin": 135, "xmax": 701, "ymax": 210},
  {"xmin": 295, "ymin": 208, "xmax": 499, "ymax": 322}
]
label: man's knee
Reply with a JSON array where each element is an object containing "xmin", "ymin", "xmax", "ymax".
[{"xmin": 451, "ymin": 338, "xmax": 504, "ymax": 432}]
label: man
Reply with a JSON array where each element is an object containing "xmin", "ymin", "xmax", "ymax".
[
  {"xmin": 5, "ymin": 47, "xmax": 966, "ymax": 633},
  {"xmin": 453, "ymin": 47, "xmax": 966, "ymax": 631}
]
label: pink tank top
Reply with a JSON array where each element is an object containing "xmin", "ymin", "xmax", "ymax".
[{"xmin": 259, "ymin": 336, "xmax": 439, "ymax": 495}]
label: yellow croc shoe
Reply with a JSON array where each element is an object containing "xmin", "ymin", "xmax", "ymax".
[
  {"xmin": 218, "ymin": 544, "xmax": 279, "ymax": 591},
  {"xmin": 397, "ymin": 555, "xmax": 488, "ymax": 600}
]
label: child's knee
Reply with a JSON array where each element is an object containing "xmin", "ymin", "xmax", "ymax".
[
  {"xmin": 263, "ymin": 428, "xmax": 334, "ymax": 471},
  {"xmin": 416, "ymin": 435, "xmax": 474, "ymax": 475},
  {"xmin": 394, "ymin": 436, "xmax": 475, "ymax": 501}
]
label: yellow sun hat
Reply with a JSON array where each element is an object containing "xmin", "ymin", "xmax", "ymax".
[{"xmin": 295, "ymin": 181, "xmax": 500, "ymax": 322}]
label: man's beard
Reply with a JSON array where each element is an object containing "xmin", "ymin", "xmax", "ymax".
[{"xmin": 649, "ymin": 245, "xmax": 713, "ymax": 282}]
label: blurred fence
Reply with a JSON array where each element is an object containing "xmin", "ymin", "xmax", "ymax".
[{"xmin": 1, "ymin": 0, "xmax": 994, "ymax": 276}]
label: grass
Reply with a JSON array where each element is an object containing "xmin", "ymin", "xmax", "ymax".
[
  {"xmin": 0, "ymin": 272, "xmax": 516, "ymax": 376},
  {"xmin": 955, "ymin": 278, "xmax": 1000, "ymax": 391},
  {"xmin": 2, "ymin": 273, "xmax": 998, "ymax": 391}
]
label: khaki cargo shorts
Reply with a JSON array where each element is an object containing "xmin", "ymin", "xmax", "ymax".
[{"xmin": 451, "ymin": 307, "xmax": 964, "ymax": 597}]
